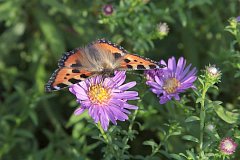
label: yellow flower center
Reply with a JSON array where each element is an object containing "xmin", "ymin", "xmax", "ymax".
[
  {"xmin": 163, "ymin": 78, "xmax": 181, "ymax": 94},
  {"xmin": 88, "ymin": 84, "xmax": 111, "ymax": 105}
]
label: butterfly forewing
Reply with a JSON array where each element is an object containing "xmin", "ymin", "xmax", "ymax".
[{"xmin": 58, "ymin": 49, "xmax": 83, "ymax": 68}]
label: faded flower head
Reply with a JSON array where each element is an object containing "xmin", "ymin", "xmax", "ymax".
[
  {"xmin": 219, "ymin": 137, "xmax": 238, "ymax": 155},
  {"xmin": 102, "ymin": 4, "xmax": 114, "ymax": 16},
  {"xmin": 145, "ymin": 57, "xmax": 197, "ymax": 104},
  {"xmin": 205, "ymin": 123, "xmax": 216, "ymax": 132},
  {"xmin": 69, "ymin": 71, "xmax": 139, "ymax": 131},
  {"xmin": 205, "ymin": 65, "xmax": 221, "ymax": 84},
  {"xmin": 157, "ymin": 22, "xmax": 169, "ymax": 36}
]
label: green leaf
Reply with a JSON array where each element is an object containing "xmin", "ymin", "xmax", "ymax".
[
  {"xmin": 186, "ymin": 150, "xmax": 197, "ymax": 160},
  {"xmin": 182, "ymin": 135, "xmax": 199, "ymax": 143},
  {"xmin": 185, "ymin": 116, "xmax": 200, "ymax": 122},
  {"xmin": 214, "ymin": 105, "xmax": 240, "ymax": 124},
  {"xmin": 143, "ymin": 140, "xmax": 158, "ymax": 148},
  {"xmin": 196, "ymin": 98, "xmax": 202, "ymax": 104},
  {"xmin": 169, "ymin": 154, "xmax": 185, "ymax": 160}
]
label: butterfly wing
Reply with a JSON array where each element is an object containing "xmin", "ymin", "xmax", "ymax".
[
  {"xmin": 92, "ymin": 40, "xmax": 163, "ymax": 70},
  {"xmin": 58, "ymin": 48, "xmax": 83, "ymax": 68},
  {"xmin": 45, "ymin": 68, "xmax": 94, "ymax": 92},
  {"xmin": 118, "ymin": 54, "xmax": 161, "ymax": 70}
]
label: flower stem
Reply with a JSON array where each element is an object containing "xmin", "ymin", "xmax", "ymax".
[
  {"xmin": 199, "ymin": 86, "xmax": 208, "ymax": 159},
  {"xmin": 121, "ymin": 109, "xmax": 138, "ymax": 155},
  {"xmin": 97, "ymin": 122, "xmax": 109, "ymax": 143}
]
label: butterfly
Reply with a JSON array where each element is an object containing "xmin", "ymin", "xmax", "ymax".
[{"xmin": 45, "ymin": 39, "xmax": 165, "ymax": 92}]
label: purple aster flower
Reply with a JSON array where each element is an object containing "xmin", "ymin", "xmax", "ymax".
[
  {"xmin": 145, "ymin": 57, "xmax": 197, "ymax": 104},
  {"xmin": 219, "ymin": 137, "xmax": 238, "ymax": 155},
  {"xmin": 102, "ymin": 4, "xmax": 114, "ymax": 16},
  {"xmin": 69, "ymin": 71, "xmax": 139, "ymax": 131}
]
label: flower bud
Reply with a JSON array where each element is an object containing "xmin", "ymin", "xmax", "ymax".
[
  {"xmin": 204, "ymin": 65, "xmax": 221, "ymax": 85},
  {"xmin": 102, "ymin": 4, "xmax": 114, "ymax": 16},
  {"xmin": 157, "ymin": 22, "xmax": 169, "ymax": 37}
]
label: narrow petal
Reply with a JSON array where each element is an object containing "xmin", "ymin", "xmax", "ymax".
[
  {"xmin": 181, "ymin": 68, "xmax": 197, "ymax": 82},
  {"xmin": 118, "ymin": 81, "xmax": 136, "ymax": 90},
  {"xmin": 176, "ymin": 57, "xmax": 186, "ymax": 78},
  {"xmin": 105, "ymin": 107, "xmax": 117, "ymax": 124},
  {"xmin": 74, "ymin": 107, "xmax": 85, "ymax": 115},
  {"xmin": 174, "ymin": 94, "xmax": 180, "ymax": 101},
  {"xmin": 124, "ymin": 103, "xmax": 138, "ymax": 110},
  {"xmin": 168, "ymin": 57, "xmax": 176, "ymax": 72},
  {"xmin": 159, "ymin": 96, "xmax": 170, "ymax": 104},
  {"xmin": 179, "ymin": 64, "xmax": 192, "ymax": 80},
  {"xmin": 112, "ymin": 91, "xmax": 138, "ymax": 99}
]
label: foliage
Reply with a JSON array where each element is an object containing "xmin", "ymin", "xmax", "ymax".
[{"xmin": 0, "ymin": 0, "xmax": 239, "ymax": 159}]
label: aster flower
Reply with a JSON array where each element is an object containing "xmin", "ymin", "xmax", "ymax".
[
  {"xmin": 102, "ymin": 4, "xmax": 114, "ymax": 16},
  {"xmin": 219, "ymin": 137, "xmax": 238, "ymax": 155},
  {"xmin": 145, "ymin": 57, "xmax": 197, "ymax": 104},
  {"xmin": 69, "ymin": 71, "xmax": 139, "ymax": 131},
  {"xmin": 237, "ymin": 16, "xmax": 240, "ymax": 22}
]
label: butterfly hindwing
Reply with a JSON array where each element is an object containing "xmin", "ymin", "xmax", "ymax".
[
  {"xmin": 45, "ymin": 68, "xmax": 93, "ymax": 92},
  {"xmin": 119, "ymin": 54, "xmax": 160, "ymax": 70}
]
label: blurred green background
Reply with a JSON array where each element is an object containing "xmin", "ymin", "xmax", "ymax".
[{"xmin": 0, "ymin": 0, "xmax": 239, "ymax": 159}]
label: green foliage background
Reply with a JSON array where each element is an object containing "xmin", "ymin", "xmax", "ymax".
[{"xmin": 0, "ymin": 0, "xmax": 239, "ymax": 159}]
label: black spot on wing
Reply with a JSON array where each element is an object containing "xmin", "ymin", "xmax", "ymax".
[
  {"xmin": 80, "ymin": 74, "xmax": 88, "ymax": 78},
  {"xmin": 127, "ymin": 65, "xmax": 133, "ymax": 69},
  {"xmin": 137, "ymin": 65, "xmax": 146, "ymax": 69},
  {"xmin": 71, "ymin": 60, "xmax": 82, "ymax": 67},
  {"xmin": 72, "ymin": 69, "xmax": 80, "ymax": 73},
  {"xmin": 114, "ymin": 53, "xmax": 122, "ymax": 59},
  {"xmin": 124, "ymin": 59, "xmax": 131, "ymax": 63},
  {"xmin": 68, "ymin": 78, "xmax": 81, "ymax": 84},
  {"xmin": 134, "ymin": 60, "xmax": 138, "ymax": 62},
  {"xmin": 57, "ymin": 83, "xmax": 68, "ymax": 89},
  {"xmin": 149, "ymin": 65, "xmax": 157, "ymax": 69}
]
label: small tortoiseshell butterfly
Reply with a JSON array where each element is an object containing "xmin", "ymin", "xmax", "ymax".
[{"xmin": 45, "ymin": 39, "xmax": 164, "ymax": 92}]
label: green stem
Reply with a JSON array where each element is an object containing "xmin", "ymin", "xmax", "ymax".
[
  {"xmin": 97, "ymin": 122, "xmax": 109, "ymax": 143},
  {"xmin": 121, "ymin": 109, "xmax": 138, "ymax": 155},
  {"xmin": 199, "ymin": 86, "xmax": 208, "ymax": 159}
]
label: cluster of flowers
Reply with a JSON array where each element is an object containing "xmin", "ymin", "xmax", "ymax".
[
  {"xmin": 69, "ymin": 57, "xmax": 197, "ymax": 130},
  {"xmin": 69, "ymin": 56, "xmax": 238, "ymax": 155}
]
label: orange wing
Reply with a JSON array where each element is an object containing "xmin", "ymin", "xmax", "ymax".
[
  {"xmin": 45, "ymin": 68, "xmax": 93, "ymax": 92},
  {"xmin": 92, "ymin": 39, "xmax": 127, "ymax": 60},
  {"xmin": 119, "ymin": 54, "xmax": 161, "ymax": 70},
  {"xmin": 58, "ymin": 49, "xmax": 83, "ymax": 67}
]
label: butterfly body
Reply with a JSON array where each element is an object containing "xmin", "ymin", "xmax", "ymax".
[{"xmin": 45, "ymin": 39, "xmax": 164, "ymax": 92}]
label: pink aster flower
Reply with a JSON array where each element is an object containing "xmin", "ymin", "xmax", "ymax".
[
  {"xmin": 145, "ymin": 57, "xmax": 197, "ymax": 104},
  {"xmin": 219, "ymin": 137, "xmax": 238, "ymax": 155},
  {"xmin": 69, "ymin": 71, "xmax": 139, "ymax": 131}
]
